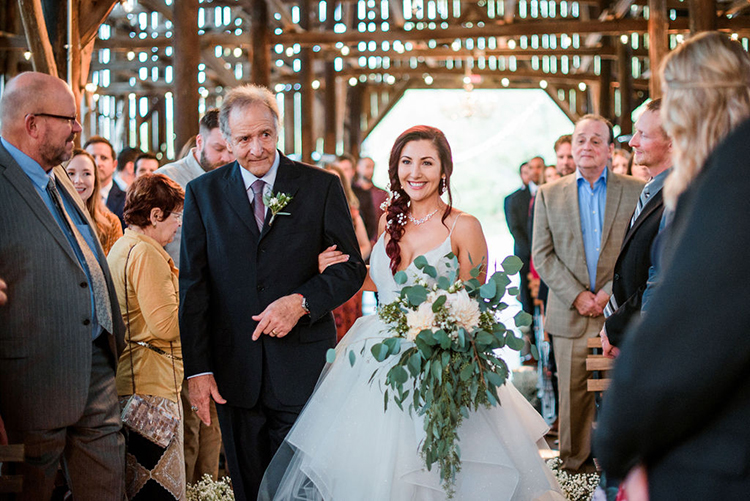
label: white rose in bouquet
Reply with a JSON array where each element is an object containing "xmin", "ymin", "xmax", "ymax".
[
  {"xmin": 406, "ymin": 301, "xmax": 436, "ymax": 341},
  {"xmin": 447, "ymin": 289, "xmax": 481, "ymax": 332}
]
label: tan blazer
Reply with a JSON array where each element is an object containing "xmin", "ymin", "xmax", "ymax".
[{"xmin": 532, "ymin": 171, "xmax": 644, "ymax": 339}]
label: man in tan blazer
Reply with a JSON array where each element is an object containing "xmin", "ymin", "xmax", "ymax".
[{"xmin": 533, "ymin": 114, "xmax": 643, "ymax": 472}]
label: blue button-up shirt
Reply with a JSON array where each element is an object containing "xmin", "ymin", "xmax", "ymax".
[
  {"xmin": 2, "ymin": 137, "xmax": 103, "ymax": 338},
  {"xmin": 576, "ymin": 168, "xmax": 608, "ymax": 291}
]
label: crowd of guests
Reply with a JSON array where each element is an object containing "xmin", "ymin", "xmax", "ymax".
[{"xmin": 2, "ymin": 30, "xmax": 750, "ymax": 501}]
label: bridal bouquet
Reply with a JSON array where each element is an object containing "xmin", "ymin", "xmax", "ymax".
[{"xmin": 337, "ymin": 253, "xmax": 530, "ymax": 498}]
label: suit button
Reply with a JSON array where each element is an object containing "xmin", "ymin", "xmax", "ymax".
[
  {"xmin": 80, "ymin": 282, "xmax": 88, "ymax": 288},
  {"xmin": 257, "ymin": 284, "xmax": 265, "ymax": 292},
  {"xmin": 614, "ymin": 273, "xmax": 620, "ymax": 280},
  {"xmin": 83, "ymin": 319, "xmax": 91, "ymax": 326}
]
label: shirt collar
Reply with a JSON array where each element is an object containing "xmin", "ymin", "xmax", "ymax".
[
  {"xmin": 575, "ymin": 166, "xmax": 608, "ymax": 187},
  {"xmin": 1, "ymin": 136, "xmax": 52, "ymax": 191},
  {"xmin": 240, "ymin": 150, "xmax": 280, "ymax": 193}
]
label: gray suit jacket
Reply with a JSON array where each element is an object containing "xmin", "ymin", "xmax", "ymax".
[
  {"xmin": 532, "ymin": 171, "xmax": 644, "ymax": 338},
  {"xmin": 0, "ymin": 142, "xmax": 125, "ymax": 431}
]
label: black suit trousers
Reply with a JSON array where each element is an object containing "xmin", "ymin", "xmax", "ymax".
[{"xmin": 215, "ymin": 342, "xmax": 307, "ymax": 501}]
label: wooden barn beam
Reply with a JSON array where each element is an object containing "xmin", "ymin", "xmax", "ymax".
[
  {"xmin": 689, "ymin": 0, "xmax": 716, "ymax": 33},
  {"xmin": 648, "ymin": 0, "xmax": 669, "ymax": 98},
  {"xmin": 174, "ymin": 0, "xmax": 200, "ymax": 154},
  {"xmin": 324, "ymin": 0, "xmax": 337, "ymax": 153},
  {"xmin": 300, "ymin": 0, "xmax": 314, "ymax": 162},
  {"xmin": 362, "ymin": 79, "xmax": 411, "ymax": 139},
  {"xmin": 251, "ymin": 0, "xmax": 270, "ymax": 87},
  {"xmin": 545, "ymin": 85, "xmax": 580, "ymax": 123},
  {"xmin": 617, "ymin": 41, "xmax": 633, "ymax": 136},
  {"xmin": 17, "ymin": 0, "xmax": 58, "ymax": 76},
  {"xmin": 79, "ymin": 0, "xmax": 118, "ymax": 46}
]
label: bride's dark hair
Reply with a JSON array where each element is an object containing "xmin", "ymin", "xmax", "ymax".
[{"xmin": 385, "ymin": 125, "xmax": 454, "ymax": 274}]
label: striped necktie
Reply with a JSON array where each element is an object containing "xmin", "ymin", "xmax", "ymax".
[
  {"xmin": 251, "ymin": 179, "xmax": 266, "ymax": 231},
  {"xmin": 47, "ymin": 177, "xmax": 114, "ymax": 334},
  {"xmin": 604, "ymin": 178, "xmax": 654, "ymax": 318}
]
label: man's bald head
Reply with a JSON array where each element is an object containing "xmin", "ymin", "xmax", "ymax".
[{"xmin": 0, "ymin": 72, "xmax": 81, "ymax": 171}]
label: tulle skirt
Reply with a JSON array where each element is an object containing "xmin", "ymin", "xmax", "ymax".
[{"xmin": 259, "ymin": 315, "xmax": 565, "ymax": 501}]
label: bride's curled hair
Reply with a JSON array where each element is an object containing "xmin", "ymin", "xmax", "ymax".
[
  {"xmin": 660, "ymin": 31, "xmax": 750, "ymax": 209},
  {"xmin": 385, "ymin": 125, "xmax": 454, "ymax": 274}
]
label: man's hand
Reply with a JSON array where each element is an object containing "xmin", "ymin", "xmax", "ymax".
[
  {"xmin": 599, "ymin": 328, "xmax": 621, "ymax": 359},
  {"xmin": 0, "ymin": 278, "xmax": 7, "ymax": 306},
  {"xmin": 594, "ymin": 289, "xmax": 610, "ymax": 310},
  {"xmin": 318, "ymin": 245, "xmax": 349, "ymax": 273},
  {"xmin": 573, "ymin": 291, "xmax": 603, "ymax": 317},
  {"xmin": 251, "ymin": 294, "xmax": 307, "ymax": 341},
  {"xmin": 188, "ymin": 374, "xmax": 226, "ymax": 426},
  {"xmin": 622, "ymin": 464, "xmax": 649, "ymax": 501}
]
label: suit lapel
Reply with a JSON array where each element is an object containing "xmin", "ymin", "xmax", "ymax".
[
  {"xmin": 259, "ymin": 153, "xmax": 300, "ymax": 241},
  {"xmin": 620, "ymin": 189, "xmax": 664, "ymax": 250},
  {"xmin": 600, "ymin": 173, "xmax": 623, "ymax": 248},
  {"xmin": 223, "ymin": 162, "xmax": 261, "ymax": 239},
  {"xmin": 563, "ymin": 176, "xmax": 585, "ymax": 252},
  {"xmin": 0, "ymin": 145, "xmax": 82, "ymax": 267}
]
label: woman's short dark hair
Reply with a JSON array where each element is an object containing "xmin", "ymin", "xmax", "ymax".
[{"xmin": 124, "ymin": 174, "xmax": 184, "ymax": 227}]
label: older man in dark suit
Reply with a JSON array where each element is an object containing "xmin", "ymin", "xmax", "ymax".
[
  {"xmin": 180, "ymin": 84, "xmax": 366, "ymax": 501},
  {"xmin": 600, "ymin": 99, "xmax": 672, "ymax": 358},
  {"xmin": 0, "ymin": 72, "xmax": 125, "ymax": 499}
]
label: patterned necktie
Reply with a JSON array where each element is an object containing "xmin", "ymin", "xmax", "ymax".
[
  {"xmin": 251, "ymin": 179, "xmax": 266, "ymax": 231},
  {"xmin": 47, "ymin": 177, "xmax": 114, "ymax": 334},
  {"xmin": 604, "ymin": 178, "xmax": 654, "ymax": 318}
]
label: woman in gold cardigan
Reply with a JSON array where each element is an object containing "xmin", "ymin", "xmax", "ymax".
[{"xmin": 108, "ymin": 174, "xmax": 185, "ymax": 500}]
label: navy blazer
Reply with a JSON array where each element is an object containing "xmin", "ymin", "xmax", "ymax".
[
  {"xmin": 596, "ymin": 117, "xmax": 750, "ymax": 498},
  {"xmin": 179, "ymin": 153, "xmax": 366, "ymax": 408},
  {"xmin": 504, "ymin": 185, "xmax": 532, "ymax": 261},
  {"xmin": 106, "ymin": 181, "xmax": 126, "ymax": 230},
  {"xmin": 604, "ymin": 188, "xmax": 665, "ymax": 346}
]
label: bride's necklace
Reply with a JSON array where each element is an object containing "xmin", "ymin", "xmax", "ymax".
[{"xmin": 408, "ymin": 208, "xmax": 439, "ymax": 226}]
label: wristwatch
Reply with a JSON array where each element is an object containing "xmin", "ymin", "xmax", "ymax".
[{"xmin": 298, "ymin": 293, "xmax": 310, "ymax": 315}]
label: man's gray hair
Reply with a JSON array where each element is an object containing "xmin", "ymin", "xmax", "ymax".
[{"xmin": 219, "ymin": 85, "xmax": 280, "ymax": 140}]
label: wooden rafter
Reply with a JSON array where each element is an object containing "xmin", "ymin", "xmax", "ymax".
[{"xmin": 17, "ymin": 0, "xmax": 57, "ymax": 76}]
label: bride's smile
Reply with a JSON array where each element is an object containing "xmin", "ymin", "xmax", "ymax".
[{"xmin": 398, "ymin": 139, "xmax": 443, "ymax": 204}]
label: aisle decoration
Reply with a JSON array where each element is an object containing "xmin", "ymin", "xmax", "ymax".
[
  {"xmin": 186, "ymin": 474, "xmax": 235, "ymax": 501},
  {"xmin": 546, "ymin": 458, "xmax": 600, "ymax": 501},
  {"xmin": 329, "ymin": 253, "xmax": 530, "ymax": 498}
]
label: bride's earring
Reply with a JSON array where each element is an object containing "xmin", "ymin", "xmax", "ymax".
[{"xmin": 440, "ymin": 177, "xmax": 446, "ymax": 194}]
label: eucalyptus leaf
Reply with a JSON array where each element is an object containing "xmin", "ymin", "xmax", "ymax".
[
  {"xmin": 406, "ymin": 285, "xmax": 428, "ymax": 306},
  {"xmin": 431, "ymin": 294, "xmax": 447, "ymax": 312},
  {"xmin": 501, "ymin": 255, "xmax": 524, "ymax": 275},
  {"xmin": 459, "ymin": 364, "xmax": 474, "ymax": 382},
  {"xmin": 514, "ymin": 310, "xmax": 533, "ymax": 327},
  {"xmin": 530, "ymin": 344, "xmax": 540, "ymax": 361},
  {"xmin": 408, "ymin": 352, "xmax": 422, "ymax": 376},
  {"xmin": 384, "ymin": 389, "xmax": 389, "ymax": 411},
  {"xmin": 394, "ymin": 270, "xmax": 408, "ymax": 285},
  {"xmin": 470, "ymin": 266, "xmax": 480, "ymax": 278},
  {"xmin": 349, "ymin": 350, "xmax": 356, "ymax": 366},
  {"xmin": 485, "ymin": 370, "xmax": 505, "ymax": 387},
  {"xmin": 479, "ymin": 281, "xmax": 497, "ymax": 299},
  {"xmin": 417, "ymin": 330, "xmax": 438, "ymax": 346},
  {"xmin": 506, "ymin": 332, "xmax": 525, "ymax": 351},
  {"xmin": 508, "ymin": 286, "xmax": 520, "ymax": 296},
  {"xmin": 475, "ymin": 330, "xmax": 494, "ymax": 346},
  {"xmin": 437, "ymin": 276, "xmax": 451, "ymax": 290},
  {"xmin": 413, "ymin": 255, "xmax": 429, "ymax": 269},
  {"xmin": 371, "ymin": 342, "xmax": 390, "ymax": 362},
  {"xmin": 423, "ymin": 265, "xmax": 438, "ymax": 279},
  {"xmin": 490, "ymin": 271, "xmax": 511, "ymax": 291},
  {"xmin": 434, "ymin": 329, "xmax": 451, "ymax": 349},
  {"xmin": 326, "ymin": 348, "xmax": 336, "ymax": 364},
  {"xmin": 384, "ymin": 336, "xmax": 402, "ymax": 355}
]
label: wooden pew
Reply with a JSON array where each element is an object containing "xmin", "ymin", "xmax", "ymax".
[
  {"xmin": 586, "ymin": 337, "xmax": 613, "ymax": 392},
  {"xmin": 0, "ymin": 444, "xmax": 25, "ymax": 494}
]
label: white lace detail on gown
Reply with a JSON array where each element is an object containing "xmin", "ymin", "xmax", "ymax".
[{"xmin": 258, "ymin": 229, "xmax": 565, "ymax": 501}]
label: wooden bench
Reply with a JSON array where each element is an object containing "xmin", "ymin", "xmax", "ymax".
[
  {"xmin": 0, "ymin": 444, "xmax": 25, "ymax": 494},
  {"xmin": 586, "ymin": 337, "xmax": 613, "ymax": 392}
]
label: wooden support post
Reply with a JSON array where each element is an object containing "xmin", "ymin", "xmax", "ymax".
[
  {"xmin": 648, "ymin": 0, "xmax": 668, "ymax": 99},
  {"xmin": 689, "ymin": 0, "xmax": 716, "ymax": 34},
  {"xmin": 17, "ymin": 0, "xmax": 58, "ymax": 76},
  {"xmin": 251, "ymin": 0, "xmax": 270, "ymax": 88},
  {"xmin": 347, "ymin": 81, "xmax": 364, "ymax": 156},
  {"xmin": 323, "ymin": 0, "xmax": 337, "ymax": 154},
  {"xmin": 174, "ymin": 0, "xmax": 200, "ymax": 157},
  {"xmin": 617, "ymin": 41, "xmax": 633, "ymax": 137},
  {"xmin": 598, "ymin": 37, "xmax": 613, "ymax": 122},
  {"xmin": 299, "ymin": 0, "xmax": 314, "ymax": 163},
  {"xmin": 284, "ymin": 91, "xmax": 295, "ymax": 155}
]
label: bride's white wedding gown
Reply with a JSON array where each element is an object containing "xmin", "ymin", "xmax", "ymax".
[{"xmin": 259, "ymin": 230, "xmax": 566, "ymax": 500}]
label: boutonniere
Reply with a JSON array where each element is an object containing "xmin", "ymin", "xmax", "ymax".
[{"xmin": 263, "ymin": 191, "xmax": 293, "ymax": 226}]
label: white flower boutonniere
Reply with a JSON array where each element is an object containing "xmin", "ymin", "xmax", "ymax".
[{"xmin": 263, "ymin": 191, "xmax": 293, "ymax": 226}]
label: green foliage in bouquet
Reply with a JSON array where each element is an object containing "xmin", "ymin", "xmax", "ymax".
[{"xmin": 330, "ymin": 253, "xmax": 531, "ymax": 498}]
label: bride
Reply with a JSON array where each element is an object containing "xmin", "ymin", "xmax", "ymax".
[{"xmin": 259, "ymin": 126, "xmax": 564, "ymax": 500}]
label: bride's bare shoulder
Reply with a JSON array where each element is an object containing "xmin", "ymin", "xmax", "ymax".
[{"xmin": 448, "ymin": 210, "xmax": 483, "ymax": 237}]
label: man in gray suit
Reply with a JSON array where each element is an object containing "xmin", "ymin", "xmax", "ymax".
[
  {"xmin": 0, "ymin": 72, "xmax": 126, "ymax": 499},
  {"xmin": 533, "ymin": 114, "xmax": 643, "ymax": 473}
]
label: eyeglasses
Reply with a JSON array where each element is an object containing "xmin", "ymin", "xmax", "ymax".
[
  {"xmin": 27, "ymin": 112, "xmax": 80, "ymax": 126},
  {"xmin": 172, "ymin": 211, "xmax": 183, "ymax": 221}
]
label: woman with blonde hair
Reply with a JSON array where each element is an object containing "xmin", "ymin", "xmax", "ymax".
[
  {"xmin": 65, "ymin": 148, "xmax": 123, "ymax": 254},
  {"xmin": 596, "ymin": 31, "xmax": 750, "ymax": 500}
]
